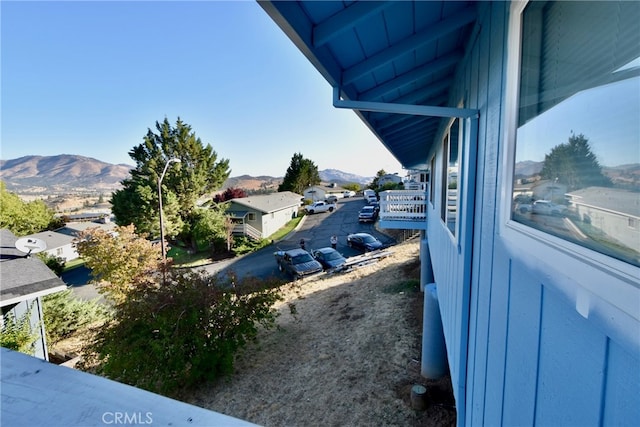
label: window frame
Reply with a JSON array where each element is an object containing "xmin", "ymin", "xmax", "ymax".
[{"xmin": 500, "ymin": 0, "xmax": 640, "ymax": 321}]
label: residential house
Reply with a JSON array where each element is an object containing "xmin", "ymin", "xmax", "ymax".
[
  {"xmin": 0, "ymin": 229, "xmax": 67, "ymax": 360},
  {"xmin": 376, "ymin": 173, "xmax": 403, "ymax": 188},
  {"xmin": 24, "ymin": 221, "xmax": 116, "ymax": 262},
  {"xmin": 566, "ymin": 187, "xmax": 640, "ymax": 256},
  {"xmin": 226, "ymin": 191, "xmax": 303, "ymax": 240},
  {"xmin": 303, "ymin": 183, "xmax": 347, "ymax": 201},
  {"xmin": 260, "ymin": 1, "xmax": 640, "ymax": 425}
]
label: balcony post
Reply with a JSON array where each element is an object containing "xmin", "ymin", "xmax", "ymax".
[{"xmin": 420, "ymin": 230, "xmax": 434, "ymax": 291}]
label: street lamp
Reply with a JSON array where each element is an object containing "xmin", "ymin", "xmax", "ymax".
[{"xmin": 158, "ymin": 158, "xmax": 181, "ymax": 261}]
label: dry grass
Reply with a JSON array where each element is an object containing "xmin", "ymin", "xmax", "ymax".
[{"xmin": 185, "ymin": 239, "xmax": 456, "ymax": 426}]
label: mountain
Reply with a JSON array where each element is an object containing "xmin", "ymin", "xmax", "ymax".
[
  {"xmin": 320, "ymin": 169, "xmax": 373, "ymax": 185},
  {"xmin": 0, "ymin": 155, "xmax": 372, "ymax": 194},
  {"xmin": 514, "ymin": 160, "xmax": 543, "ymax": 177},
  {"xmin": 0, "ymin": 155, "xmax": 132, "ymax": 193}
]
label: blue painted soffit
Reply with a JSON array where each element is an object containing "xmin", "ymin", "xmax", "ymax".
[{"xmin": 259, "ymin": 1, "xmax": 478, "ymax": 171}]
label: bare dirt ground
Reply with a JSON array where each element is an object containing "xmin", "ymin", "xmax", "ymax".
[{"xmin": 185, "ymin": 238, "xmax": 456, "ymax": 426}]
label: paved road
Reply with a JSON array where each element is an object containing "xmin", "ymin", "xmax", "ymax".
[
  {"xmin": 199, "ymin": 197, "xmax": 395, "ymax": 281},
  {"xmin": 64, "ymin": 197, "xmax": 397, "ymax": 297}
]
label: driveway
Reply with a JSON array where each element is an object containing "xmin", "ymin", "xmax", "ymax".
[
  {"xmin": 200, "ymin": 197, "xmax": 395, "ymax": 281},
  {"xmin": 64, "ymin": 197, "xmax": 397, "ymax": 294}
]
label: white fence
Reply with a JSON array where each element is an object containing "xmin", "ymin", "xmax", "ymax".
[{"xmin": 379, "ymin": 190, "xmax": 428, "ymax": 222}]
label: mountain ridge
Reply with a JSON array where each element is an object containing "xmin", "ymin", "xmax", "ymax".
[{"xmin": 0, "ymin": 155, "xmax": 373, "ymax": 194}]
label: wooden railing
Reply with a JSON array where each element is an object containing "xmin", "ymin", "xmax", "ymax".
[
  {"xmin": 232, "ymin": 223, "xmax": 262, "ymax": 240},
  {"xmin": 378, "ymin": 190, "xmax": 428, "ymax": 222}
]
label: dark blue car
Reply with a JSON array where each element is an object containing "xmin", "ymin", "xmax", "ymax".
[
  {"xmin": 312, "ymin": 247, "xmax": 347, "ymax": 270},
  {"xmin": 346, "ymin": 233, "xmax": 384, "ymax": 252}
]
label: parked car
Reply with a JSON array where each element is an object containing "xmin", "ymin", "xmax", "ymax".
[
  {"xmin": 274, "ymin": 248, "xmax": 323, "ymax": 279},
  {"xmin": 305, "ymin": 201, "xmax": 336, "ymax": 214},
  {"xmin": 358, "ymin": 205, "xmax": 378, "ymax": 223},
  {"xmin": 532, "ymin": 200, "xmax": 567, "ymax": 216},
  {"xmin": 311, "ymin": 247, "xmax": 347, "ymax": 270},
  {"xmin": 325, "ymin": 195, "xmax": 339, "ymax": 204},
  {"xmin": 346, "ymin": 233, "xmax": 384, "ymax": 252},
  {"xmin": 343, "ymin": 190, "xmax": 356, "ymax": 198}
]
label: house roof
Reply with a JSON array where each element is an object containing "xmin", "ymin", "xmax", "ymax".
[
  {"xmin": 567, "ymin": 187, "xmax": 640, "ymax": 218},
  {"xmin": 259, "ymin": 1, "xmax": 478, "ymax": 171},
  {"xmin": 1, "ymin": 348, "xmax": 257, "ymax": 427},
  {"xmin": 22, "ymin": 229, "xmax": 75, "ymax": 250},
  {"xmin": 228, "ymin": 191, "xmax": 303, "ymax": 214},
  {"xmin": 0, "ymin": 229, "xmax": 67, "ymax": 307}
]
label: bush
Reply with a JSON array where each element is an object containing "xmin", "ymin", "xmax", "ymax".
[
  {"xmin": 43, "ymin": 289, "xmax": 109, "ymax": 345},
  {"xmin": 80, "ymin": 270, "xmax": 285, "ymax": 396},
  {"xmin": 232, "ymin": 236, "xmax": 271, "ymax": 255},
  {"xmin": 0, "ymin": 306, "xmax": 37, "ymax": 355}
]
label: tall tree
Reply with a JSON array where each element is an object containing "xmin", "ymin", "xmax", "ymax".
[
  {"xmin": 369, "ymin": 169, "xmax": 387, "ymax": 190},
  {"xmin": 540, "ymin": 133, "xmax": 612, "ymax": 191},
  {"xmin": 278, "ymin": 152, "xmax": 320, "ymax": 194},
  {"xmin": 111, "ymin": 118, "xmax": 231, "ymax": 249}
]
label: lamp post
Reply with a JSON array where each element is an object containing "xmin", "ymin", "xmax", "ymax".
[{"xmin": 158, "ymin": 158, "xmax": 181, "ymax": 261}]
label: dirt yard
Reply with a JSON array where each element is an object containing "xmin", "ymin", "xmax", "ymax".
[{"xmin": 185, "ymin": 238, "xmax": 456, "ymax": 426}]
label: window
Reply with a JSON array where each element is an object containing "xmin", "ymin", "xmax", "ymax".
[
  {"xmin": 247, "ymin": 212, "xmax": 256, "ymax": 221},
  {"xmin": 441, "ymin": 118, "xmax": 461, "ymax": 236},
  {"xmin": 511, "ymin": 1, "xmax": 640, "ymax": 267}
]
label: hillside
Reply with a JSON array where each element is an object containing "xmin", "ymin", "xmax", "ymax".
[
  {"xmin": 0, "ymin": 155, "xmax": 131, "ymax": 193},
  {"xmin": 0, "ymin": 155, "xmax": 372, "ymax": 195}
]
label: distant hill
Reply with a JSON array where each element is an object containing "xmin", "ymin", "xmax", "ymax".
[
  {"xmin": 0, "ymin": 155, "xmax": 132, "ymax": 193},
  {"xmin": 0, "ymin": 155, "xmax": 371, "ymax": 194},
  {"xmin": 320, "ymin": 169, "xmax": 372, "ymax": 185}
]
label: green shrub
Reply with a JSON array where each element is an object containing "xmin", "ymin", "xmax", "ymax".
[
  {"xmin": 0, "ymin": 306, "xmax": 38, "ymax": 355},
  {"xmin": 80, "ymin": 270, "xmax": 285, "ymax": 396},
  {"xmin": 232, "ymin": 236, "xmax": 271, "ymax": 255},
  {"xmin": 43, "ymin": 289, "xmax": 109, "ymax": 345}
]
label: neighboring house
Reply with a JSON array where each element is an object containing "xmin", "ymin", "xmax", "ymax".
[
  {"xmin": 376, "ymin": 173, "xmax": 403, "ymax": 188},
  {"xmin": 0, "ymin": 229, "xmax": 67, "ymax": 360},
  {"xmin": 261, "ymin": 2, "xmax": 640, "ymax": 426},
  {"xmin": 226, "ymin": 191, "xmax": 302, "ymax": 240},
  {"xmin": 303, "ymin": 184, "xmax": 347, "ymax": 201},
  {"xmin": 566, "ymin": 187, "xmax": 640, "ymax": 254},
  {"xmin": 23, "ymin": 221, "xmax": 116, "ymax": 262}
]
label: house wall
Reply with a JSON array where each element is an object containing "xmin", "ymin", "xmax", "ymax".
[
  {"xmin": 426, "ymin": 2, "xmax": 639, "ymax": 425},
  {"xmin": 573, "ymin": 205, "xmax": 640, "ymax": 252},
  {"xmin": 260, "ymin": 206, "xmax": 298, "ymax": 238},
  {"xmin": 44, "ymin": 243, "xmax": 77, "ymax": 262}
]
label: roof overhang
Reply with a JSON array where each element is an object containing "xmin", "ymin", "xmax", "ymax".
[{"xmin": 259, "ymin": 1, "xmax": 479, "ymax": 171}]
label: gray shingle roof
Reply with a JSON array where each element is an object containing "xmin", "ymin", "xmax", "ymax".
[
  {"xmin": 0, "ymin": 229, "xmax": 67, "ymax": 306},
  {"xmin": 228, "ymin": 191, "xmax": 303, "ymax": 214}
]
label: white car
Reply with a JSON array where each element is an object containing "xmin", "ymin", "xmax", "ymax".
[
  {"xmin": 343, "ymin": 190, "xmax": 356, "ymax": 198},
  {"xmin": 532, "ymin": 200, "xmax": 567, "ymax": 216}
]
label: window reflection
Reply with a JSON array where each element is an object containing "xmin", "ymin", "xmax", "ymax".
[{"xmin": 512, "ymin": 1, "xmax": 640, "ymax": 267}]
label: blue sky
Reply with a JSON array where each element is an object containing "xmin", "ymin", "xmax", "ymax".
[{"xmin": 1, "ymin": 1, "xmax": 403, "ymax": 178}]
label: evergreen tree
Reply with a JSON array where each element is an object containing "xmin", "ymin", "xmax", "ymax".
[
  {"xmin": 369, "ymin": 169, "xmax": 387, "ymax": 190},
  {"xmin": 111, "ymin": 118, "xmax": 230, "ymax": 249},
  {"xmin": 540, "ymin": 133, "xmax": 611, "ymax": 191},
  {"xmin": 278, "ymin": 153, "xmax": 320, "ymax": 194}
]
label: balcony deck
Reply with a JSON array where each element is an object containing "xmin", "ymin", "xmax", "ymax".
[{"xmin": 378, "ymin": 190, "xmax": 428, "ymax": 230}]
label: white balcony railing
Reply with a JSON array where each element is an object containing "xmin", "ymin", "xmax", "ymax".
[{"xmin": 378, "ymin": 190, "xmax": 428, "ymax": 226}]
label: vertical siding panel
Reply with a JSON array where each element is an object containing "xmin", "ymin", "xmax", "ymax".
[
  {"xmin": 477, "ymin": 3, "xmax": 510, "ymax": 426},
  {"xmin": 602, "ymin": 339, "xmax": 640, "ymax": 425},
  {"xmin": 535, "ymin": 287, "xmax": 607, "ymax": 426},
  {"xmin": 502, "ymin": 260, "xmax": 542, "ymax": 425}
]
